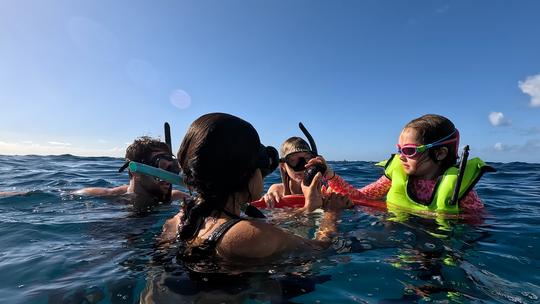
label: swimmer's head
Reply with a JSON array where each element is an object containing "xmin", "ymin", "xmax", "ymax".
[
  {"xmin": 178, "ymin": 113, "xmax": 276, "ymax": 204},
  {"xmin": 280, "ymin": 137, "xmax": 312, "ymax": 160},
  {"xmin": 402, "ymin": 114, "xmax": 459, "ymax": 171},
  {"xmin": 125, "ymin": 136, "xmax": 171, "ymax": 165},
  {"xmin": 177, "ymin": 113, "xmax": 277, "ymax": 240},
  {"xmin": 120, "ymin": 136, "xmax": 177, "ymax": 202},
  {"xmin": 279, "ymin": 137, "xmax": 315, "ymax": 185},
  {"xmin": 119, "ymin": 136, "xmax": 178, "ymax": 175}
]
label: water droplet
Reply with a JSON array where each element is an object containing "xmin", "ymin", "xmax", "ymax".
[
  {"xmin": 521, "ymin": 292, "xmax": 538, "ymax": 300},
  {"xmin": 424, "ymin": 242, "xmax": 436, "ymax": 249}
]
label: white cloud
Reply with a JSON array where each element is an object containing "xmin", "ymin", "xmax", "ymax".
[
  {"xmin": 494, "ymin": 142, "xmax": 504, "ymax": 151},
  {"xmin": 47, "ymin": 141, "xmax": 72, "ymax": 146},
  {"xmin": 170, "ymin": 89, "xmax": 192, "ymax": 109},
  {"xmin": 518, "ymin": 74, "xmax": 540, "ymax": 107},
  {"xmin": 488, "ymin": 112, "xmax": 511, "ymax": 127}
]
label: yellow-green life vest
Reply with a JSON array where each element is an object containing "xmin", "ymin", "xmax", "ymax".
[{"xmin": 378, "ymin": 154, "xmax": 494, "ymax": 214}]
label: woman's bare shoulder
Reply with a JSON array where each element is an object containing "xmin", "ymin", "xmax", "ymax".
[{"xmin": 218, "ymin": 220, "xmax": 315, "ymax": 259}]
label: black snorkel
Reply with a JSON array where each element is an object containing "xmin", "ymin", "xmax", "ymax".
[
  {"xmin": 299, "ymin": 122, "xmax": 318, "ymax": 156},
  {"xmin": 299, "ymin": 122, "xmax": 327, "ymax": 186},
  {"xmin": 164, "ymin": 122, "xmax": 172, "ymax": 154},
  {"xmin": 164, "ymin": 122, "xmax": 174, "ymax": 202},
  {"xmin": 449, "ymin": 145, "xmax": 469, "ymax": 206}
]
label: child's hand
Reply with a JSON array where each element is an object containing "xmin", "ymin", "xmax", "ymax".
[
  {"xmin": 306, "ymin": 156, "xmax": 335, "ymax": 180},
  {"xmin": 263, "ymin": 186, "xmax": 283, "ymax": 208},
  {"xmin": 301, "ymin": 172, "xmax": 323, "ymax": 212}
]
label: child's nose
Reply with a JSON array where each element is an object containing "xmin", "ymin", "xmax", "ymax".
[{"xmin": 399, "ymin": 153, "xmax": 408, "ymax": 162}]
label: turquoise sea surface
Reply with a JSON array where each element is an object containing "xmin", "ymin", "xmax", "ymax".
[{"xmin": 0, "ymin": 155, "xmax": 539, "ymax": 303}]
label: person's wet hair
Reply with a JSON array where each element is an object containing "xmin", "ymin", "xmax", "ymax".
[
  {"xmin": 404, "ymin": 114, "xmax": 458, "ymax": 170},
  {"xmin": 125, "ymin": 136, "xmax": 171, "ymax": 164},
  {"xmin": 280, "ymin": 137, "xmax": 311, "ymax": 159},
  {"xmin": 177, "ymin": 113, "xmax": 261, "ymax": 241}
]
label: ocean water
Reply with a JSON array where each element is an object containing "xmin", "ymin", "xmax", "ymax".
[{"xmin": 0, "ymin": 155, "xmax": 539, "ymax": 304}]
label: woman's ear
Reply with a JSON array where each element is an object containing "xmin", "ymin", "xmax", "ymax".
[{"xmin": 435, "ymin": 147, "xmax": 449, "ymax": 161}]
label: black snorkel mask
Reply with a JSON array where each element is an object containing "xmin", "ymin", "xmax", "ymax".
[
  {"xmin": 242, "ymin": 144, "xmax": 279, "ymax": 220},
  {"xmin": 256, "ymin": 144, "xmax": 279, "ymax": 177}
]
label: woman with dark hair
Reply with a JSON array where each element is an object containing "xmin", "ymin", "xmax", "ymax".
[{"xmin": 160, "ymin": 113, "xmax": 350, "ymax": 261}]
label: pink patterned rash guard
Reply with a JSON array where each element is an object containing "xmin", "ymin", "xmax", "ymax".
[{"xmin": 324, "ymin": 175, "xmax": 484, "ymax": 212}]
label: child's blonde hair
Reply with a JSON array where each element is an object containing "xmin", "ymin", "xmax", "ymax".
[{"xmin": 280, "ymin": 137, "xmax": 311, "ymax": 159}]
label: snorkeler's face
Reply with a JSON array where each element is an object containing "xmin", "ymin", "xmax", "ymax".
[
  {"xmin": 283, "ymin": 152, "xmax": 313, "ymax": 182},
  {"xmin": 136, "ymin": 150, "xmax": 175, "ymax": 201},
  {"xmin": 398, "ymin": 128, "xmax": 441, "ymax": 180}
]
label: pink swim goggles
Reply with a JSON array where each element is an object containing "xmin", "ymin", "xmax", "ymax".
[{"xmin": 397, "ymin": 129, "xmax": 459, "ymax": 158}]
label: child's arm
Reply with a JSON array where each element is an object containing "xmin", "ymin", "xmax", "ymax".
[
  {"xmin": 306, "ymin": 156, "xmax": 390, "ymax": 201},
  {"xmin": 326, "ymin": 175, "xmax": 391, "ymax": 201}
]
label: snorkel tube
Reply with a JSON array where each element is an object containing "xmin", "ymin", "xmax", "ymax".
[
  {"xmin": 449, "ymin": 145, "xmax": 470, "ymax": 206},
  {"xmin": 163, "ymin": 122, "xmax": 174, "ymax": 198},
  {"xmin": 128, "ymin": 161, "xmax": 183, "ymax": 186},
  {"xmin": 299, "ymin": 122, "xmax": 327, "ymax": 186},
  {"xmin": 299, "ymin": 122, "xmax": 317, "ymax": 156},
  {"xmin": 164, "ymin": 122, "xmax": 172, "ymax": 154}
]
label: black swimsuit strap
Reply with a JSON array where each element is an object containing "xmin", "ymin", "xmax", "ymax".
[{"xmin": 203, "ymin": 218, "xmax": 244, "ymax": 249}]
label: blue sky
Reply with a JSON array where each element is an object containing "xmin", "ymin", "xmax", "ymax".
[{"xmin": 1, "ymin": 1, "xmax": 539, "ymax": 162}]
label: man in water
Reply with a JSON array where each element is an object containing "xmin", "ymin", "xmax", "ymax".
[{"xmin": 76, "ymin": 136, "xmax": 189, "ymax": 208}]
